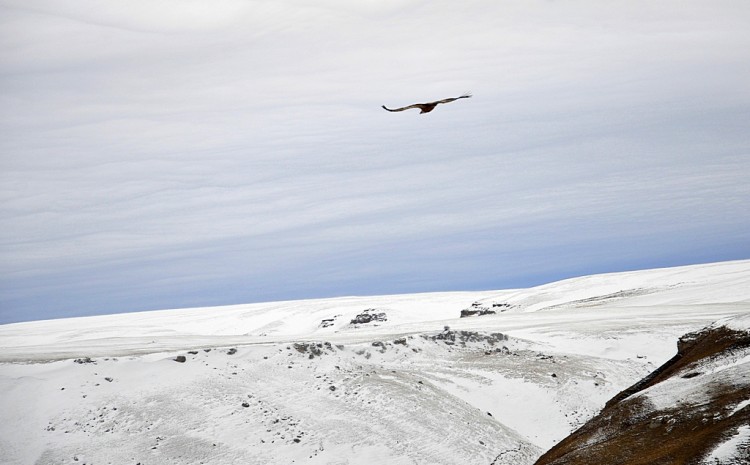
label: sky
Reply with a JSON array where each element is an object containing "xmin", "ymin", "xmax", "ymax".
[{"xmin": 1, "ymin": 0, "xmax": 749, "ymax": 324}]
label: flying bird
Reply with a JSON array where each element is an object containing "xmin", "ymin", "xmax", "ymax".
[{"xmin": 382, "ymin": 93, "xmax": 472, "ymax": 114}]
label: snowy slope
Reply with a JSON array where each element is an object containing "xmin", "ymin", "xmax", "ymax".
[{"xmin": 0, "ymin": 260, "xmax": 748, "ymax": 465}]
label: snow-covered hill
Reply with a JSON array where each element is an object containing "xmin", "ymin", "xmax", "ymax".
[{"xmin": 1, "ymin": 260, "xmax": 748, "ymax": 464}]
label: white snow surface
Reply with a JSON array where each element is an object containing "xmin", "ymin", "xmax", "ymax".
[
  {"xmin": 701, "ymin": 425, "xmax": 750, "ymax": 465},
  {"xmin": 1, "ymin": 260, "xmax": 749, "ymax": 465}
]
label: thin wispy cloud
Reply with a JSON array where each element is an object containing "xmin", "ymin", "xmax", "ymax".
[{"xmin": 1, "ymin": 0, "xmax": 749, "ymax": 323}]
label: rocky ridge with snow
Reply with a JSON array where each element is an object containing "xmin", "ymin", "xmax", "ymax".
[{"xmin": 533, "ymin": 315, "xmax": 750, "ymax": 465}]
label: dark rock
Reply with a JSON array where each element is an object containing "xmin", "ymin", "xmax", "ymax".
[
  {"xmin": 461, "ymin": 302, "xmax": 511, "ymax": 318},
  {"xmin": 74, "ymin": 357, "xmax": 95, "ymax": 364},
  {"xmin": 423, "ymin": 330, "xmax": 508, "ymax": 347},
  {"xmin": 320, "ymin": 318, "xmax": 336, "ymax": 328},
  {"xmin": 485, "ymin": 346, "xmax": 512, "ymax": 356},
  {"xmin": 371, "ymin": 341, "xmax": 387, "ymax": 352},
  {"xmin": 461, "ymin": 301, "xmax": 510, "ymax": 317},
  {"xmin": 174, "ymin": 356, "xmax": 187, "ymax": 363},
  {"xmin": 350, "ymin": 309, "xmax": 388, "ymax": 325},
  {"xmin": 104, "ymin": 377, "xmax": 113, "ymax": 382},
  {"xmin": 460, "ymin": 308, "xmax": 497, "ymax": 318},
  {"xmin": 293, "ymin": 342, "xmax": 332, "ymax": 358},
  {"xmin": 492, "ymin": 303, "xmax": 512, "ymax": 309},
  {"xmin": 187, "ymin": 351, "xmax": 198, "ymax": 355},
  {"xmin": 227, "ymin": 348, "xmax": 237, "ymax": 355}
]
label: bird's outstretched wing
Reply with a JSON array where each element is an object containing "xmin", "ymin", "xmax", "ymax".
[
  {"xmin": 381, "ymin": 103, "xmax": 426, "ymax": 112},
  {"xmin": 431, "ymin": 93, "xmax": 472, "ymax": 105}
]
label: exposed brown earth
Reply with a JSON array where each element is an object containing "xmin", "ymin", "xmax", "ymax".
[{"xmin": 533, "ymin": 323, "xmax": 750, "ymax": 465}]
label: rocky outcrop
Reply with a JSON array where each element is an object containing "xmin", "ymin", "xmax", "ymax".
[
  {"xmin": 533, "ymin": 321, "xmax": 750, "ymax": 465},
  {"xmin": 460, "ymin": 308, "xmax": 496, "ymax": 318},
  {"xmin": 460, "ymin": 301, "xmax": 513, "ymax": 318},
  {"xmin": 292, "ymin": 342, "xmax": 335, "ymax": 359},
  {"xmin": 422, "ymin": 329, "xmax": 508, "ymax": 347},
  {"xmin": 350, "ymin": 309, "xmax": 387, "ymax": 325}
]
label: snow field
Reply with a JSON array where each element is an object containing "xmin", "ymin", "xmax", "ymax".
[{"xmin": 1, "ymin": 260, "xmax": 748, "ymax": 464}]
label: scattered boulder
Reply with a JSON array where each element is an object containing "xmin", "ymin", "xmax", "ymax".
[
  {"xmin": 173, "ymin": 356, "xmax": 187, "ymax": 363},
  {"xmin": 226, "ymin": 348, "xmax": 237, "ymax": 355},
  {"xmin": 485, "ymin": 346, "xmax": 512, "ymax": 355},
  {"xmin": 371, "ymin": 341, "xmax": 388, "ymax": 352},
  {"xmin": 73, "ymin": 357, "xmax": 95, "ymax": 364},
  {"xmin": 319, "ymin": 318, "xmax": 336, "ymax": 328},
  {"xmin": 293, "ymin": 342, "xmax": 334, "ymax": 358}
]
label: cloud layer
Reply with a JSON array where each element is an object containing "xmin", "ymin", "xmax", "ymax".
[{"xmin": 2, "ymin": 0, "xmax": 749, "ymax": 322}]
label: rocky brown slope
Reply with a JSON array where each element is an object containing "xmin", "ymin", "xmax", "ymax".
[{"xmin": 533, "ymin": 318, "xmax": 750, "ymax": 465}]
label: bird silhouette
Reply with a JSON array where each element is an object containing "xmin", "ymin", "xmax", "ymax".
[{"xmin": 382, "ymin": 93, "xmax": 472, "ymax": 114}]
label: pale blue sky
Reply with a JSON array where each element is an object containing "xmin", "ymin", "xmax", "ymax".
[{"xmin": 1, "ymin": 0, "xmax": 749, "ymax": 323}]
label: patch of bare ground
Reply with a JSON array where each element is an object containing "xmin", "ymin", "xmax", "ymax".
[{"xmin": 533, "ymin": 325, "xmax": 750, "ymax": 465}]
